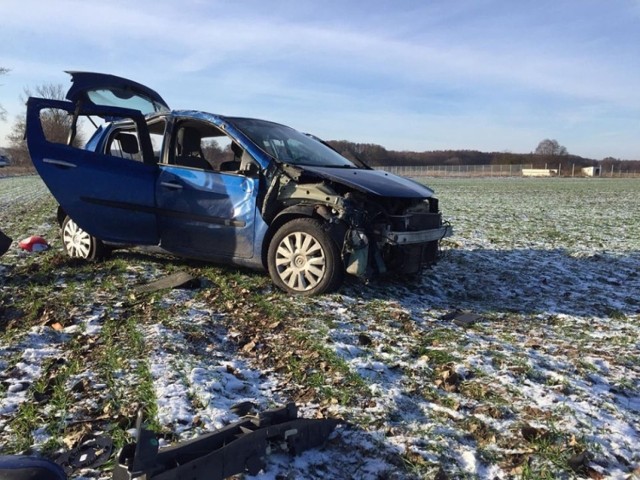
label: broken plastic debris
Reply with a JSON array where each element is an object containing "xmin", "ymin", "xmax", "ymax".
[
  {"xmin": 112, "ymin": 403, "xmax": 340, "ymax": 480},
  {"xmin": 452, "ymin": 312, "xmax": 483, "ymax": 327},
  {"xmin": 56, "ymin": 435, "xmax": 113, "ymax": 475},
  {"xmin": 18, "ymin": 235, "xmax": 49, "ymax": 252},
  {"xmin": 134, "ymin": 271, "xmax": 199, "ymax": 294}
]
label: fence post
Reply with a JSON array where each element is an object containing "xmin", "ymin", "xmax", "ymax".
[{"xmin": 572, "ymin": 164, "xmax": 575, "ymax": 177}]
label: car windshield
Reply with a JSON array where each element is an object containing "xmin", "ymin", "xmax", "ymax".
[{"xmin": 230, "ymin": 118, "xmax": 355, "ymax": 168}]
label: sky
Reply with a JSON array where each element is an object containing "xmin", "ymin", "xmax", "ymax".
[{"xmin": 1, "ymin": 0, "xmax": 639, "ymax": 160}]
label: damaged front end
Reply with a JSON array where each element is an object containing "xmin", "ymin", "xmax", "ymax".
[
  {"xmin": 263, "ymin": 164, "xmax": 452, "ymax": 281},
  {"xmin": 341, "ymin": 193, "xmax": 452, "ymax": 278}
]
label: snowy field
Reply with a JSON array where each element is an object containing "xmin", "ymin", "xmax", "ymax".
[{"xmin": 0, "ymin": 176, "xmax": 638, "ymax": 479}]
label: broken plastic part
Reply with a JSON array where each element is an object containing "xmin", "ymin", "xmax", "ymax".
[
  {"xmin": 18, "ymin": 235, "xmax": 49, "ymax": 252},
  {"xmin": 112, "ymin": 403, "xmax": 340, "ymax": 480},
  {"xmin": 345, "ymin": 229, "xmax": 369, "ymax": 276},
  {"xmin": 55, "ymin": 435, "xmax": 113, "ymax": 475}
]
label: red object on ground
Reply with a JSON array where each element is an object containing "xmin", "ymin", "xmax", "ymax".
[{"xmin": 18, "ymin": 236, "xmax": 49, "ymax": 252}]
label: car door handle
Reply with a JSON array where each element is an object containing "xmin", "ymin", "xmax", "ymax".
[
  {"xmin": 43, "ymin": 158, "xmax": 77, "ymax": 168},
  {"xmin": 160, "ymin": 181, "xmax": 183, "ymax": 190}
]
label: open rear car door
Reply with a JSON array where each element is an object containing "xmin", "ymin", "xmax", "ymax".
[{"xmin": 26, "ymin": 72, "xmax": 170, "ymax": 245}]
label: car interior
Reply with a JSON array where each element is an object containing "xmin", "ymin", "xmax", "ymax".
[
  {"xmin": 103, "ymin": 117, "xmax": 260, "ymax": 175},
  {"xmin": 107, "ymin": 132, "xmax": 141, "ymax": 161},
  {"xmin": 174, "ymin": 126, "xmax": 211, "ymax": 170}
]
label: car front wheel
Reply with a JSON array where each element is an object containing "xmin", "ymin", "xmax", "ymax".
[
  {"xmin": 267, "ymin": 218, "xmax": 343, "ymax": 295},
  {"xmin": 61, "ymin": 216, "xmax": 108, "ymax": 260}
]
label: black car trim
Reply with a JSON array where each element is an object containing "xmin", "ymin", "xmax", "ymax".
[{"xmin": 80, "ymin": 197, "xmax": 246, "ymax": 228}]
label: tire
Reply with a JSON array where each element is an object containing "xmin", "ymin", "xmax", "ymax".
[
  {"xmin": 267, "ymin": 218, "xmax": 343, "ymax": 295},
  {"xmin": 61, "ymin": 216, "xmax": 108, "ymax": 260}
]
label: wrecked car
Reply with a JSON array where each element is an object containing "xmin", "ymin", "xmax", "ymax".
[{"xmin": 26, "ymin": 72, "xmax": 451, "ymax": 295}]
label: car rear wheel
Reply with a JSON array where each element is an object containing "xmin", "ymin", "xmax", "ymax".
[
  {"xmin": 61, "ymin": 216, "xmax": 108, "ymax": 260},
  {"xmin": 267, "ymin": 218, "xmax": 343, "ymax": 295}
]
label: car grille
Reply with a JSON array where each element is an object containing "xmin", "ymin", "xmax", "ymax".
[{"xmin": 388, "ymin": 213, "xmax": 442, "ymax": 232}]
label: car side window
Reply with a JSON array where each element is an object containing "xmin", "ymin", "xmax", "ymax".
[
  {"xmin": 108, "ymin": 131, "xmax": 142, "ymax": 161},
  {"xmin": 169, "ymin": 121, "xmax": 259, "ymax": 175},
  {"xmin": 36, "ymin": 107, "xmax": 86, "ymax": 148},
  {"xmin": 106, "ymin": 119, "xmax": 166, "ymax": 163},
  {"xmin": 172, "ymin": 125, "xmax": 212, "ymax": 170}
]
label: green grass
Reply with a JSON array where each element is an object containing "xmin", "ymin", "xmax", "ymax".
[{"xmin": 1, "ymin": 176, "xmax": 639, "ymax": 478}]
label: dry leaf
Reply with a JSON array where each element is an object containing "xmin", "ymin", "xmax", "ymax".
[{"xmin": 62, "ymin": 424, "xmax": 92, "ymax": 449}]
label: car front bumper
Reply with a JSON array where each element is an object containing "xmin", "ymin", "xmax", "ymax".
[{"xmin": 380, "ymin": 225, "xmax": 453, "ymax": 245}]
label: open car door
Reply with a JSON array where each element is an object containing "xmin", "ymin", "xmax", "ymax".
[{"xmin": 25, "ymin": 72, "xmax": 169, "ymax": 245}]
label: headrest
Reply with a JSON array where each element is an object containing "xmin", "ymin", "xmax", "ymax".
[
  {"xmin": 116, "ymin": 133, "xmax": 139, "ymax": 154},
  {"xmin": 178, "ymin": 128, "xmax": 201, "ymax": 155}
]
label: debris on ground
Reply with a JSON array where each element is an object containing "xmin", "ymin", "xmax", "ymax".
[
  {"xmin": 451, "ymin": 312, "xmax": 483, "ymax": 327},
  {"xmin": 18, "ymin": 235, "xmax": 49, "ymax": 252},
  {"xmin": 134, "ymin": 271, "xmax": 199, "ymax": 294}
]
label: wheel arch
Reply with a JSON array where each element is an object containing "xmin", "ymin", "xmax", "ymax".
[
  {"xmin": 56, "ymin": 205, "xmax": 67, "ymax": 226},
  {"xmin": 260, "ymin": 204, "xmax": 346, "ymax": 269}
]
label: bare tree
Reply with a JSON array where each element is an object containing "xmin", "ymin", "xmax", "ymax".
[
  {"xmin": 535, "ymin": 139, "xmax": 568, "ymax": 156},
  {"xmin": 7, "ymin": 83, "xmax": 84, "ymax": 167},
  {"xmin": 0, "ymin": 67, "xmax": 9, "ymax": 122}
]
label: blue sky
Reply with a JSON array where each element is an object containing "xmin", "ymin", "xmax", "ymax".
[{"xmin": 1, "ymin": 0, "xmax": 639, "ymax": 160}]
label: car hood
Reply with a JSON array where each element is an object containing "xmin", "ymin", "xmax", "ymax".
[{"xmin": 298, "ymin": 165, "xmax": 434, "ymax": 198}]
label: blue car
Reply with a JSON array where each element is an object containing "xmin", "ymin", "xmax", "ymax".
[{"xmin": 26, "ymin": 72, "xmax": 451, "ymax": 295}]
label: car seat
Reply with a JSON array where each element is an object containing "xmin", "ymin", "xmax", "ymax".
[
  {"xmin": 175, "ymin": 127, "xmax": 212, "ymax": 170},
  {"xmin": 219, "ymin": 142, "xmax": 242, "ymax": 172}
]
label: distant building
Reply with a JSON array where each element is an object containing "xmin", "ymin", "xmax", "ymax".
[{"xmin": 581, "ymin": 166, "xmax": 601, "ymax": 177}]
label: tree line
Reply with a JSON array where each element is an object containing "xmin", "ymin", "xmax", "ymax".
[{"xmin": 327, "ymin": 140, "xmax": 639, "ymax": 173}]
